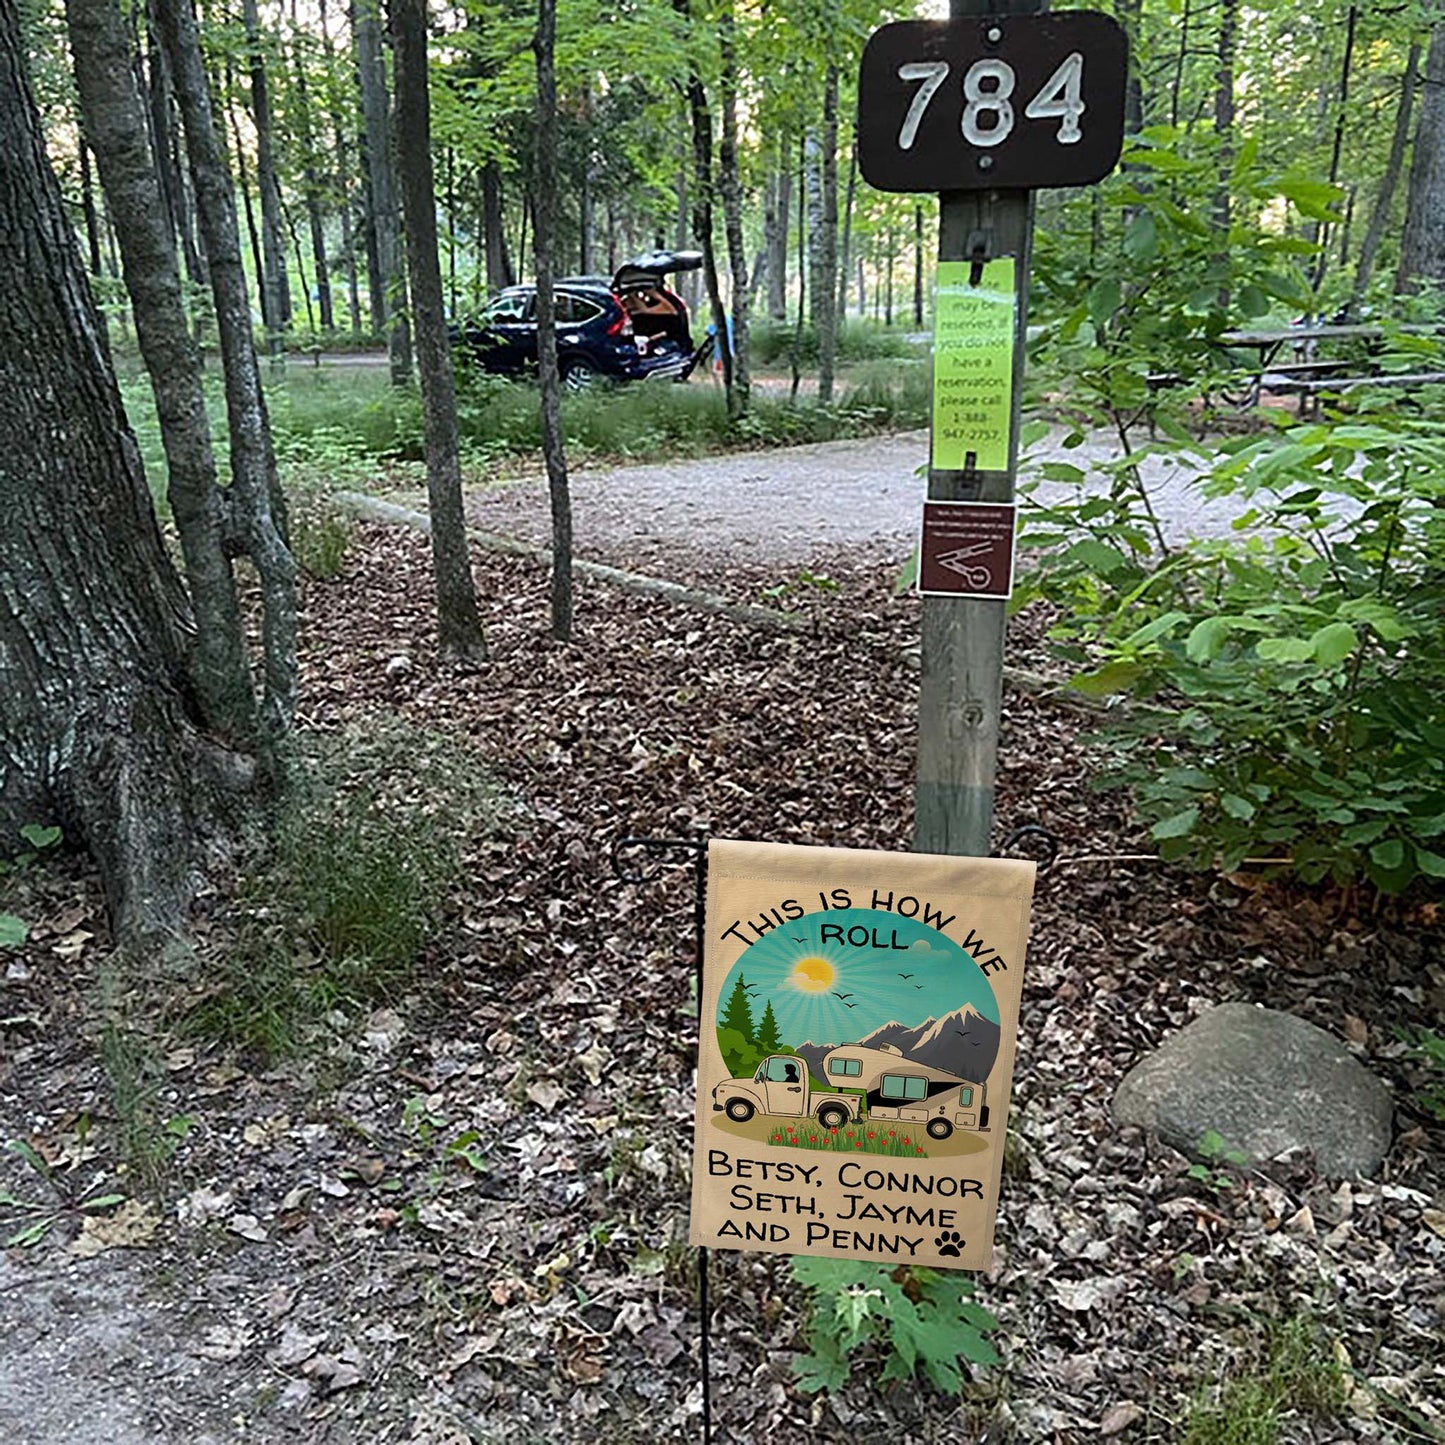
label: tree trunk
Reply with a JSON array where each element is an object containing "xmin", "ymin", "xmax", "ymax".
[
  {"xmin": 1398, "ymin": 22, "xmax": 1445, "ymax": 292},
  {"xmin": 1352, "ymin": 42, "xmax": 1420, "ymax": 311},
  {"xmin": 1212, "ymin": 0, "xmax": 1236, "ymax": 307},
  {"xmin": 764, "ymin": 151, "xmax": 789, "ymax": 321},
  {"xmin": 142, "ymin": 1, "xmax": 204, "ymax": 290},
  {"xmin": 716, "ymin": 0, "xmax": 750, "ymax": 415},
  {"xmin": 531, "ymin": 0, "xmax": 572, "ymax": 641},
  {"xmin": 290, "ymin": 8, "xmax": 334, "ymax": 332},
  {"xmin": 814, "ymin": 64, "xmax": 840, "ymax": 403},
  {"xmin": 79, "ymin": 135, "xmax": 104, "ymax": 277},
  {"xmin": 243, "ymin": 0, "xmax": 291, "ymax": 353},
  {"xmin": 837, "ymin": 136, "xmax": 856, "ymax": 324},
  {"xmin": 355, "ymin": 0, "xmax": 411, "ymax": 382},
  {"xmin": 319, "ymin": 0, "xmax": 362, "ymax": 335},
  {"xmin": 672, "ymin": 0, "xmax": 732, "ymax": 404},
  {"xmin": 66, "ymin": 0, "xmax": 256, "ymax": 744},
  {"xmin": 156, "ymin": 0, "xmax": 298, "ymax": 736},
  {"xmin": 482, "ymin": 160, "xmax": 513, "ymax": 289},
  {"xmin": 225, "ymin": 82, "xmax": 267, "ymax": 328},
  {"xmin": 391, "ymin": 0, "xmax": 486, "ymax": 660},
  {"xmin": 1, "ymin": 0, "xmax": 255, "ymax": 942}
]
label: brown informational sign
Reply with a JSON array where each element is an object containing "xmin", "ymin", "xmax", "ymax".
[
  {"xmin": 690, "ymin": 840, "xmax": 1035, "ymax": 1271},
  {"xmin": 857, "ymin": 14, "xmax": 1129, "ymax": 194},
  {"xmin": 919, "ymin": 500, "xmax": 1017, "ymax": 600}
]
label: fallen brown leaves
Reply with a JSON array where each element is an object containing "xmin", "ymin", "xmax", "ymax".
[{"xmin": 0, "ymin": 520, "xmax": 1440, "ymax": 1443}]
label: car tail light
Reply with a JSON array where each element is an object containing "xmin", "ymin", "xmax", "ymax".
[{"xmin": 607, "ymin": 303, "xmax": 632, "ymax": 337}]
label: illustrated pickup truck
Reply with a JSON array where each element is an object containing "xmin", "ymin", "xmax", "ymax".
[{"xmin": 713, "ymin": 1043, "xmax": 990, "ymax": 1140}]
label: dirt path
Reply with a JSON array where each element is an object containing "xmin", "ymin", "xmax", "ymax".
[{"xmin": 458, "ymin": 425, "xmax": 1233, "ymax": 574}]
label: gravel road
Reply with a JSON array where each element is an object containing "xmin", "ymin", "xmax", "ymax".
[{"xmin": 463, "ymin": 425, "xmax": 1233, "ymax": 571}]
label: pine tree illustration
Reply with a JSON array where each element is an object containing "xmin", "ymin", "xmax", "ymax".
[
  {"xmin": 755, "ymin": 999, "xmax": 782, "ymax": 1053},
  {"xmin": 720, "ymin": 975, "xmax": 755, "ymax": 1042}
]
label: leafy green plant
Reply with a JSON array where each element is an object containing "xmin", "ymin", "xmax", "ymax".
[
  {"xmin": 759, "ymin": 568, "xmax": 841, "ymax": 602},
  {"xmin": 1186, "ymin": 1128, "xmax": 1251, "ymax": 1192},
  {"xmin": 1401, "ymin": 1028, "xmax": 1445, "ymax": 1121},
  {"xmin": 0, "ymin": 822, "xmax": 63, "ymax": 948},
  {"xmin": 790, "ymin": 1257, "xmax": 999, "ymax": 1395},
  {"xmin": 1020, "ymin": 407, "xmax": 1445, "ymax": 892},
  {"xmin": 1180, "ymin": 1314, "xmax": 1346, "ymax": 1445},
  {"xmin": 0, "ymin": 1138, "xmax": 126, "ymax": 1247}
]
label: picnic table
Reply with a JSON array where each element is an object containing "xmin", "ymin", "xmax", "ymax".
[{"xmin": 1215, "ymin": 322, "xmax": 1445, "ymax": 414}]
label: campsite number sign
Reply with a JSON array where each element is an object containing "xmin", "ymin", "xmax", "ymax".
[{"xmin": 858, "ymin": 14, "xmax": 1129, "ymax": 193}]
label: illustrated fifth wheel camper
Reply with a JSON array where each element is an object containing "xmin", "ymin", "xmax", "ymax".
[{"xmin": 712, "ymin": 1043, "xmax": 990, "ymax": 1140}]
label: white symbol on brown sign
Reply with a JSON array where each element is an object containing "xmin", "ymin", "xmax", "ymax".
[{"xmin": 935, "ymin": 540, "xmax": 995, "ymax": 590}]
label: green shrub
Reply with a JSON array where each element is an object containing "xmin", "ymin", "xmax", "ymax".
[{"xmin": 1020, "ymin": 406, "xmax": 1445, "ymax": 892}]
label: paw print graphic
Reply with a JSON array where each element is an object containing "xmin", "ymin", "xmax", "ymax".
[{"xmin": 935, "ymin": 1229, "xmax": 964, "ymax": 1258}]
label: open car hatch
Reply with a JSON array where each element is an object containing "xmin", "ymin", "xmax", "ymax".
[{"xmin": 611, "ymin": 250, "xmax": 704, "ymax": 293}]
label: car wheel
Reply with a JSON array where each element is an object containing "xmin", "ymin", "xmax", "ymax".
[
  {"xmin": 725, "ymin": 1098, "xmax": 755, "ymax": 1123},
  {"xmin": 927, "ymin": 1118, "xmax": 954, "ymax": 1140},
  {"xmin": 816, "ymin": 1104, "xmax": 848, "ymax": 1131},
  {"xmin": 563, "ymin": 360, "xmax": 601, "ymax": 392}
]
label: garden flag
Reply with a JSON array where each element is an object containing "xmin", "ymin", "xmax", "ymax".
[{"xmin": 690, "ymin": 839, "xmax": 1036, "ymax": 1270}]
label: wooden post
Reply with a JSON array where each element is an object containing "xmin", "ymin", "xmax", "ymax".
[{"xmin": 913, "ymin": 0, "xmax": 1041, "ymax": 857}]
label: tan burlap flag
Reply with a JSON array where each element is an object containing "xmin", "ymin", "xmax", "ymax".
[{"xmin": 690, "ymin": 839, "xmax": 1035, "ymax": 1271}]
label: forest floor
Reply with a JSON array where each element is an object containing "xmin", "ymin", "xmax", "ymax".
[{"xmin": 1, "ymin": 474, "xmax": 1442, "ymax": 1443}]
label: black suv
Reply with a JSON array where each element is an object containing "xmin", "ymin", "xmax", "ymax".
[{"xmin": 452, "ymin": 251, "xmax": 702, "ymax": 389}]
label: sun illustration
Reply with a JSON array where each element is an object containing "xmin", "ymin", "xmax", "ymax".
[{"xmin": 789, "ymin": 956, "xmax": 836, "ymax": 992}]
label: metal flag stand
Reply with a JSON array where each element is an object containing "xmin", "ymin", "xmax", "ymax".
[
  {"xmin": 607, "ymin": 823, "xmax": 1059, "ymax": 1443},
  {"xmin": 610, "ymin": 832, "xmax": 713, "ymax": 1443}
]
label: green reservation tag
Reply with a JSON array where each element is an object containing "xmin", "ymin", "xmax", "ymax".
[{"xmin": 930, "ymin": 258, "xmax": 1017, "ymax": 474}]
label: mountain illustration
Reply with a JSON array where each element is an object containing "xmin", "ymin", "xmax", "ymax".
[{"xmin": 790, "ymin": 1005, "xmax": 1001, "ymax": 1083}]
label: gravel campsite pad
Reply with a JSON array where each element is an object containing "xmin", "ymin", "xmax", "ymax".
[{"xmin": 1, "ymin": 508, "xmax": 1441, "ymax": 1443}]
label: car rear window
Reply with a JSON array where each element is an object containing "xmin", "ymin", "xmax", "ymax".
[{"xmin": 556, "ymin": 293, "xmax": 604, "ymax": 324}]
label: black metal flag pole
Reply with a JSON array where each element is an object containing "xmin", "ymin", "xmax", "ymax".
[{"xmin": 610, "ymin": 833, "xmax": 713, "ymax": 1443}]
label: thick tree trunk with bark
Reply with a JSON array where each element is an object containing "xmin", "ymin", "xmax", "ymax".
[
  {"xmin": 355, "ymin": 0, "xmax": 411, "ymax": 383},
  {"xmin": 0, "ymin": 0, "xmax": 254, "ymax": 942},
  {"xmin": 1398, "ymin": 23, "xmax": 1445, "ymax": 292},
  {"xmin": 531, "ymin": 0, "xmax": 572, "ymax": 641},
  {"xmin": 391, "ymin": 0, "xmax": 486, "ymax": 659},
  {"xmin": 716, "ymin": 0, "xmax": 750, "ymax": 415},
  {"xmin": 66, "ymin": 0, "xmax": 256, "ymax": 745},
  {"xmin": 156, "ymin": 0, "xmax": 297, "ymax": 735}
]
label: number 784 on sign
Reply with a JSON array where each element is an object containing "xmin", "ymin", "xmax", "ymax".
[{"xmin": 857, "ymin": 14, "xmax": 1129, "ymax": 194}]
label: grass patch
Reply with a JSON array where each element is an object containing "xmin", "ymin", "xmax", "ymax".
[
  {"xmin": 94, "ymin": 1006, "xmax": 195, "ymax": 1192},
  {"xmin": 749, "ymin": 318, "xmax": 929, "ymax": 366},
  {"xmin": 1181, "ymin": 1315, "xmax": 1347, "ymax": 1445},
  {"xmin": 119, "ymin": 352, "xmax": 931, "ymax": 505},
  {"xmin": 186, "ymin": 714, "xmax": 502, "ymax": 1062}
]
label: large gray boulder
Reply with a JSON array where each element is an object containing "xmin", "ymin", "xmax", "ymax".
[{"xmin": 1113, "ymin": 1002, "xmax": 1393, "ymax": 1177}]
